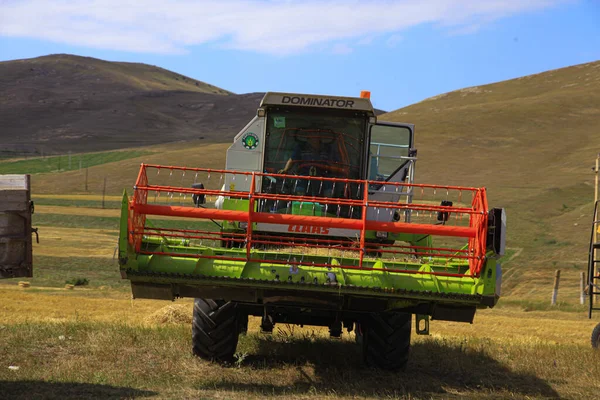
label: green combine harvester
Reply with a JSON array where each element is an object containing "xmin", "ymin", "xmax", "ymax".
[{"xmin": 118, "ymin": 91, "xmax": 506, "ymax": 370}]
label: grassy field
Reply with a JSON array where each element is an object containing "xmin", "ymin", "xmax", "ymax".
[
  {"xmin": 0, "ymin": 150, "xmax": 152, "ymax": 174},
  {"xmin": 1, "ymin": 192, "xmax": 599, "ymax": 399},
  {"xmin": 1, "ymin": 287, "xmax": 599, "ymax": 399}
]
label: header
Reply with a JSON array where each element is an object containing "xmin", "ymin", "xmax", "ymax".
[{"xmin": 260, "ymin": 92, "xmax": 374, "ymax": 114}]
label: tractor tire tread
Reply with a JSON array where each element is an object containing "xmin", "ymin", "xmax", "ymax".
[
  {"xmin": 192, "ymin": 298, "xmax": 239, "ymax": 362},
  {"xmin": 362, "ymin": 312, "xmax": 411, "ymax": 371},
  {"xmin": 591, "ymin": 322, "xmax": 600, "ymax": 348}
]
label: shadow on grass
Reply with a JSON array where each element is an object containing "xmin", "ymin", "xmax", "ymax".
[
  {"xmin": 0, "ymin": 380, "xmax": 157, "ymax": 400},
  {"xmin": 207, "ymin": 335, "xmax": 560, "ymax": 399}
]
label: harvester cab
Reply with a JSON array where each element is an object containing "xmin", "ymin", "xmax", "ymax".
[
  {"xmin": 220, "ymin": 92, "xmax": 416, "ymax": 244},
  {"xmin": 118, "ymin": 91, "xmax": 506, "ymax": 370}
]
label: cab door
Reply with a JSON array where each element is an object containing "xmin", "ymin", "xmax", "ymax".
[
  {"xmin": 366, "ymin": 123, "xmax": 416, "ymax": 223},
  {"xmin": 367, "ymin": 122, "xmax": 414, "ymax": 183}
]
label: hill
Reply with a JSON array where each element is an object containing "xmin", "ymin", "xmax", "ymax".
[
  {"xmin": 381, "ymin": 60, "xmax": 600, "ymax": 298},
  {"xmin": 0, "ymin": 54, "xmax": 261, "ymax": 155},
  {"xmin": 0, "ymin": 54, "xmax": 388, "ymax": 157}
]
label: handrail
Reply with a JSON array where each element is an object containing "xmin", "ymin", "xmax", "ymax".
[{"xmin": 128, "ymin": 164, "xmax": 489, "ymax": 277}]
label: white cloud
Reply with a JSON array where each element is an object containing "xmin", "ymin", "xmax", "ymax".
[
  {"xmin": 332, "ymin": 43, "xmax": 353, "ymax": 55},
  {"xmin": 0, "ymin": 0, "xmax": 572, "ymax": 55},
  {"xmin": 356, "ymin": 35, "xmax": 378, "ymax": 46},
  {"xmin": 386, "ymin": 34, "xmax": 403, "ymax": 48}
]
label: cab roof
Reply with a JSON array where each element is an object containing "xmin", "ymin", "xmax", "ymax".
[{"xmin": 260, "ymin": 92, "xmax": 375, "ymax": 115}]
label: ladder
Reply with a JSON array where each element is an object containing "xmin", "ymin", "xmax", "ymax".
[{"xmin": 588, "ymin": 200, "xmax": 600, "ymax": 318}]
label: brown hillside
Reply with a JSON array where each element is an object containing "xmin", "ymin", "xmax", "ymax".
[
  {"xmin": 381, "ymin": 60, "xmax": 600, "ymax": 297},
  {"xmin": 0, "ymin": 54, "xmax": 260, "ymax": 155},
  {"xmin": 382, "ymin": 60, "xmax": 600, "ymax": 190}
]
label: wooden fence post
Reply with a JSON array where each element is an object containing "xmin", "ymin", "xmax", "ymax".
[
  {"xmin": 551, "ymin": 269, "xmax": 561, "ymax": 306},
  {"xmin": 102, "ymin": 177, "xmax": 107, "ymax": 209},
  {"xmin": 581, "ymin": 271, "xmax": 586, "ymax": 305}
]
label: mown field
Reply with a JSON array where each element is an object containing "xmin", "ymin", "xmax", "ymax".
[{"xmin": 1, "ymin": 153, "xmax": 600, "ymax": 398}]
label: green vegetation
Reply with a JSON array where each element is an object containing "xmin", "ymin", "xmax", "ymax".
[
  {"xmin": 65, "ymin": 277, "xmax": 90, "ymax": 286},
  {"xmin": 33, "ymin": 213, "xmax": 121, "ymax": 231},
  {"xmin": 33, "ymin": 213, "xmax": 217, "ymax": 232},
  {"xmin": 0, "ymin": 150, "xmax": 151, "ymax": 175},
  {"xmin": 0, "ymin": 256, "xmax": 126, "ymax": 290},
  {"xmin": 32, "ymin": 197, "xmax": 121, "ymax": 209}
]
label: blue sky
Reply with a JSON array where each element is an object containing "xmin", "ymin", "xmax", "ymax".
[{"xmin": 0, "ymin": 0, "xmax": 599, "ymax": 111}]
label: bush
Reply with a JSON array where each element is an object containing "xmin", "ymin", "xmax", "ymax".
[{"xmin": 65, "ymin": 278, "xmax": 89, "ymax": 286}]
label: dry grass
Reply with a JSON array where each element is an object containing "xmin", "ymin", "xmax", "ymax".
[
  {"xmin": 35, "ymin": 205, "xmax": 121, "ymax": 218},
  {"xmin": 0, "ymin": 290, "xmax": 599, "ymax": 399},
  {"xmin": 32, "ymin": 226, "xmax": 116, "ymax": 258},
  {"xmin": 145, "ymin": 304, "xmax": 193, "ymax": 325},
  {"xmin": 34, "ymin": 194, "xmax": 124, "ymax": 202},
  {"xmin": 0, "ymin": 287, "xmax": 178, "ymax": 324},
  {"xmin": 2, "ymin": 215, "xmax": 599, "ymax": 398}
]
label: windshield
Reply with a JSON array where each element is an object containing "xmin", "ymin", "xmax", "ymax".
[{"xmin": 264, "ymin": 107, "xmax": 366, "ymax": 183}]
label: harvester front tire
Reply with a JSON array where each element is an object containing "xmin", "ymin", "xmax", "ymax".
[
  {"xmin": 591, "ymin": 322, "xmax": 600, "ymax": 348},
  {"xmin": 192, "ymin": 299, "xmax": 240, "ymax": 363},
  {"xmin": 362, "ymin": 312, "xmax": 411, "ymax": 371}
]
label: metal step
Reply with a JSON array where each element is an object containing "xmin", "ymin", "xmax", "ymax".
[{"xmin": 593, "ymin": 242, "xmax": 600, "ymax": 249}]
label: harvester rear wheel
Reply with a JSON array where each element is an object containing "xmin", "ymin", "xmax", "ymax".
[
  {"xmin": 591, "ymin": 322, "xmax": 600, "ymax": 348},
  {"xmin": 192, "ymin": 299, "xmax": 240, "ymax": 363},
  {"xmin": 362, "ymin": 312, "xmax": 411, "ymax": 371}
]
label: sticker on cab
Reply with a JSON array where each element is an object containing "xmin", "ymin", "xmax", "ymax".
[
  {"xmin": 274, "ymin": 116, "xmax": 286, "ymax": 128},
  {"xmin": 242, "ymin": 132, "xmax": 259, "ymax": 150}
]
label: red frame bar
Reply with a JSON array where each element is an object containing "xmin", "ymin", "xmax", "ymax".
[
  {"xmin": 135, "ymin": 204, "xmax": 477, "ymax": 238},
  {"xmin": 130, "ymin": 164, "xmax": 489, "ymax": 276}
]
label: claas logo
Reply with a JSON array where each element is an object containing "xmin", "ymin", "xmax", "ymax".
[{"xmin": 287, "ymin": 225, "xmax": 330, "ymax": 234}]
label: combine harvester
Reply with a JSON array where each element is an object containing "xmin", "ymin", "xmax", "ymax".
[{"xmin": 118, "ymin": 91, "xmax": 506, "ymax": 370}]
